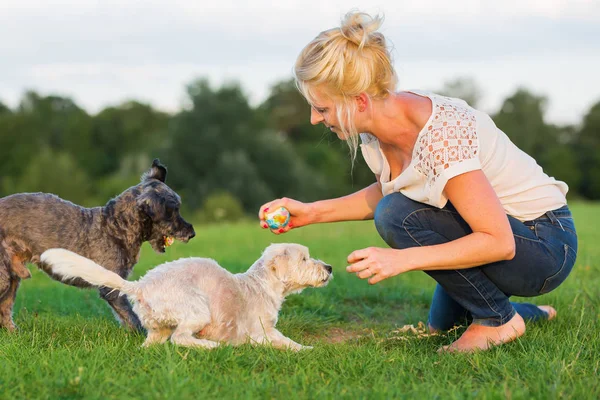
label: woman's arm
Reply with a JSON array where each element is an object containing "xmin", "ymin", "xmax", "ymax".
[
  {"xmin": 259, "ymin": 179, "xmax": 383, "ymax": 231},
  {"xmin": 347, "ymin": 170, "xmax": 516, "ymax": 284},
  {"xmin": 310, "ymin": 180, "xmax": 383, "ymax": 224}
]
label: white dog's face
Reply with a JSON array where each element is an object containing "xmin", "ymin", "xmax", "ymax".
[{"xmin": 263, "ymin": 243, "xmax": 333, "ymax": 296}]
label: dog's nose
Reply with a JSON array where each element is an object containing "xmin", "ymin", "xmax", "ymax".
[
  {"xmin": 324, "ymin": 264, "xmax": 333, "ymax": 274},
  {"xmin": 188, "ymin": 231, "xmax": 196, "ymax": 240}
]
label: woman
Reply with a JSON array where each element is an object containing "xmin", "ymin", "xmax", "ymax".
[{"xmin": 258, "ymin": 12, "xmax": 577, "ymax": 352}]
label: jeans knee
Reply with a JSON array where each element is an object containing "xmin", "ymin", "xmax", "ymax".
[
  {"xmin": 374, "ymin": 193, "xmax": 418, "ymax": 248},
  {"xmin": 374, "ymin": 195, "xmax": 393, "ymax": 239}
]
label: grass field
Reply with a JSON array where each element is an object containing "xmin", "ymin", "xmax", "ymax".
[{"xmin": 1, "ymin": 203, "xmax": 599, "ymax": 399}]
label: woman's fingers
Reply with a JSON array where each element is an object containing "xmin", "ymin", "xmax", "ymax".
[
  {"xmin": 347, "ymin": 247, "xmax": 372, "ymax": 265},
  {"xmin": 259, "ymin": 198, "xmax": 298, "ymax": 234}
]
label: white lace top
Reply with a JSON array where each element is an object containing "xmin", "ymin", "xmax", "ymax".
[{"xmin": 359, "ymin": 90, "xmax": 568, "ymax": 221}]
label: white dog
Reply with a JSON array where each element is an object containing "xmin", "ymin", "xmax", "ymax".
[{"xmin": 41, "ymin": 243, "xmax": 332, "ymax": 350}]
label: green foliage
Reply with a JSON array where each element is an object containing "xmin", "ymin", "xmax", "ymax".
[
  {"xmin": 575, "ymin": 100, "xmax": 600, "ymax": 199},
  {"xmin": 91, "ymin": 154, "xmax": 154, "ymax": 204},
  {"xmin": 493, "ymin": 88, "xmax": 551, "ymax": 157},
  {"xmin": 18, "ymin": 91, "xmax": 96, "ymax": 174},
  {"xmin": 90, "ymin": 101, "xmax": 170, "ymax": 178},
  {"xmin": 437, "ymin": 77, "xmax": 483, "ymax": 108},
  {"xmin": 0, "ymin": 100, "xmax": 10, "ymax": 115},
  {"xmin": 259, "ymin": 78, "xmax": 376, "ymax": 197},
  {"xmin": 195, "ymin": 191, "xmax": 246, "ymax": 223},
  {"xmin": 1, "ymin": 148, "xmax": 92, "ymax": 205},
  {"xmin": 492, "ymin": 88, "xmax": 585, "ymax": 191},
  {"xmin": 162, "ymin": 79, "xmax": 332, "ymax": 212},
  {"xmin": 1, "ymin": 78, "xmax": 599, "ymax": 211}
]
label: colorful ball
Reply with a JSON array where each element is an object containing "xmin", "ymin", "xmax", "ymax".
[{"xmin": 265, "ymin": 207, "xmax": 290, "ymax": 230}]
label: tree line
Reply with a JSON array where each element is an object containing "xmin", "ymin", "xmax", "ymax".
[{"xmin": 0, "ymin": 77, "xmax": 598, "ymax": 222}]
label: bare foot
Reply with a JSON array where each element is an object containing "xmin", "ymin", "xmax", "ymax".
[
  {"xmin": 537, "ymin": 305, "xmax": 557, "ymax": 320},
  {"xmin": 439, "ymin": 313, "xmax": 526, "ymax": 353}
]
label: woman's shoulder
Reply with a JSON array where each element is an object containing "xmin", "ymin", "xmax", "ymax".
[
  {"xmin": 404, "ymin": 90, "xmax": 480, "ymax": 117},
  {"xmin": 395, "ymin": 91, "xmax": 434, "ymax": 134},
  {"xmin": 403, "ymin": 90, "xmax": 489, "ymax": 131}
]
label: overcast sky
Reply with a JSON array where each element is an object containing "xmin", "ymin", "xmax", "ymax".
[{"xmin": 1, "ymin": 0, "xmax": 598, "ymax": 124}]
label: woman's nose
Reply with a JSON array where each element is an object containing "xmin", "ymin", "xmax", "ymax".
[{"xmin": 310, "ymin": 108, "xmax": 324, "ymax": 125}]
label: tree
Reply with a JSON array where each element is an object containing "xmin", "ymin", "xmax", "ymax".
[
  {"xmin": 259, "ymin": 79, "xmax": 322, "ymax": 143},
  {"xmin": 574, "ymin": 100, "xmax": 600, "ymax": 199},
  {"xmin": 437, "ymin": 77, "xmax": 483, "ymax": 108},
  {"xmin": 0, "ymin": 111, "xmax": 42, "ymax": 186},
  {"xmin": 0, "ymin": 101, "xmax": 10, "ymax": 115},
  {"xmin": 163, "ymin": 78, "xmax": 329, "ymax": 212},
  {"xmin": 259, "ymin": 78, "xmax": 376, "ymax": 198},
  {"xmin": 493, "ymin": 88, "xmax": 552, "ymax": 158},
  {"xmin": 90, "ymin": 101, "xmax": 170, "ymax": 178},
  {"xmin": 15, "ymin": 91, "xmax": 95, "ymax": 177},
  {"xmin": 493, "ymin": 88, "xmax": 583, "ymax": 195},
  {"xmin": 537, "ymin": 125, "xmax": 582, "ymax": 196},
  {"xmin": 2, "ymin": 148, "xmax": 92, "ymax": 205}
]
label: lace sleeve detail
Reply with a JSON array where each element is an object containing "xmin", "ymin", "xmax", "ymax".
[{"xmin": 414, "ymin": 99, "xmax": 481, "ymax": 206}]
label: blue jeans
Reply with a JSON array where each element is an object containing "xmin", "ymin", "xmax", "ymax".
[{"xmin": 374, "ymin": 193, "xmax": 578, "ymax": 328}]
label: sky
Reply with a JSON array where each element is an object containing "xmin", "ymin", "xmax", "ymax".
[{"xmin": 1, "ymin": 0, "xmax": 599, "ymax": 125}]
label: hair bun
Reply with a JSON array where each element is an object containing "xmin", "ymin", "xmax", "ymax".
[{"xmin": 340, "ymin": 11, "xmax": 384, "ymax": 50}]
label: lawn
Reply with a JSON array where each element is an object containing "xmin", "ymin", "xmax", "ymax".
[{"xmin": 1, "ymin": 203, "xmax": 598, "ymax": 399}]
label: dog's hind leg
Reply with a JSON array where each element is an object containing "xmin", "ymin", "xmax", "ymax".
[
  {"xmin": 142, "ymin": 327, "xmax": 173, "ymax": 347},
  {"xmin": 170, "ymin": 324, "xmax": 220, "ymax": 349},
  {"xmin": 0, "ymin": 269, "xmax": 20, "ymax": 332},
  {"xmin": 10, "ymin": 256, "xmax": 31, "ymax": 280},
  {"xmin": 99, "ymin": 287, "xmax": 144, "ymax": 332}
]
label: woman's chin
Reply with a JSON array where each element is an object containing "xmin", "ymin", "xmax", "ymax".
[{"xmin": 330, "ymin": 128, "xmax": 345, "ymax": 140}]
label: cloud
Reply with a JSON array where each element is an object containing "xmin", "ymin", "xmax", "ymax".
[{"xmin": 0, "ymin": 0, "xmax": 598, "ymax": 123}]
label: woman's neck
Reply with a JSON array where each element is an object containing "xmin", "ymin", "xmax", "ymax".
[{"xmin": 365, "ymin": 92, "xmax": 428, "ymax": 160}]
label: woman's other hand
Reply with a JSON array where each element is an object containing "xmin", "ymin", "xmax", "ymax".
[{"xmin": 346, "ymin": 247, "xmax": 417, "ymax": 284}]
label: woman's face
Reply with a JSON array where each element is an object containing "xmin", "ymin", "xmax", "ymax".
[{"xmin": 309, "ymin": 90, "xmax": 345, "ymax": 140}]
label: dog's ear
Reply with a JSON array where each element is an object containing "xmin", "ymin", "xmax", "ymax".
[
  {"xmin": 137, "ymin": 199, "xmax": 155, "ymax": 219},
  {"xmin": 271, "ymin": 247, "xmax": 291, "ymax": 273},
  {"xmin": 142, "ymin": 159, "xmax": 167, "ymax": 183},
  {"xmin": 137, "ymin": 191, "xmax": 159, "ymax": 220}
]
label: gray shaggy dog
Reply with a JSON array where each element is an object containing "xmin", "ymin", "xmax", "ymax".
[{"xmin": 0, "ymin": 159, "xmax": 195, "ymax": 332}]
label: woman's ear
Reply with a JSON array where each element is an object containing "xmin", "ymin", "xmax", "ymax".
[{"xmin": 356, "ymin": 93, "xmax": 369, "ymax": 112}]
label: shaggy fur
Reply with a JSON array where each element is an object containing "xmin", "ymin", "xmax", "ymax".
[
  {"xmin": 41, "ymin": 243, "xmax": 333, "ymax": 350},
  {"xmin": 0, "ymin": 159, "xmax": 195, "ymax": 332}
]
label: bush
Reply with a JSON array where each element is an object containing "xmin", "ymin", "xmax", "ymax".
[
  {"xmin": 1, "ymin": 148, "xmax": 92, "ymax": 205},
  {"xmin": 195, "ymin": 191, "xmax": 245, "ymax": 224}
]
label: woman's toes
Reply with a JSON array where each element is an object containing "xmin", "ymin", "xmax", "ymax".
[{"xmin": 538, "ymin": 305, "xmax": 557, "ymax": 320}]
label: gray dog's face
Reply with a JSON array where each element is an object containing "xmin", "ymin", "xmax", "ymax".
[{"xmin": 135, "ymin": 159, "xmax": 195, "ymax": 253}]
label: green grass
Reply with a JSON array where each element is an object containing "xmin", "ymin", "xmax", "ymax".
[{"xmin": 1, "ymin": 203, "xmax": 599, "ymax": 399}]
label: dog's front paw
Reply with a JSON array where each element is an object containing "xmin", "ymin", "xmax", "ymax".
[{"xmin": 290, "ymin": 344, "xmax": 313, "ymax": 352}]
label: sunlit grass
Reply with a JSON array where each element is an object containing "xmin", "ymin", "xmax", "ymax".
[{"xmin": 1, "ymin": 203, "xmax": 598, "ymax": 399}]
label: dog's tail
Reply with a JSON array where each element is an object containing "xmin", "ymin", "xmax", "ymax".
[{"xmin": 40, "ymin": 249, "xmax": 138, "ymax": 296}]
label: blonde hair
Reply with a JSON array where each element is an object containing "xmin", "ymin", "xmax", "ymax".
[{"xmin": 294, "ymin": 11, "xmax": 397, "ymax": 165}]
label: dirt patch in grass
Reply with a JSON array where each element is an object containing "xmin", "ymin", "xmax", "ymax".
[
  {"xmin": 338, "ymin": 298, "xmax": 428, "ymax": 326},
  {"xmin": 324, "ymin": 327, "xmax": 367, "ymax": 343},
  {"xmin": 308, "ymin": 322, "xmax": 464, "ymax": 345},
  {"xmin": 306, "ymin": 326, "xmax": 371, "ymax": 344}
]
